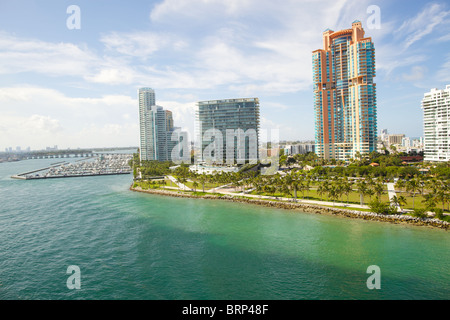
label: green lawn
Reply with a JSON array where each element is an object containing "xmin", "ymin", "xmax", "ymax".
[
  {"xmin": 139, "ymin": 178, "xmax": 450, "ymax": 214},
  {"xmin": 250, "ymin": 187, "xmax": 390, "ymax": 205},
  {"xmin": 395, "ymin": 190, "xmax": 449, "ymax": 212},
  {"xmin": 180, "ymin": 179, "xmax": 224, "ymax": 191}
]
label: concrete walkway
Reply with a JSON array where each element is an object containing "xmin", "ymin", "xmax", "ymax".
[
  {"xmin": 387, "ymin": 183, "xmax": 402, "ymax": 212},
  {"xmin": 206, "ymin": 183, "xmax": 371, "ymax": 210},
  {"xmin": 167, "ymin": 175, "xmax": 192, "ymax": 191},
  {"xmin": 163, "ymin": 177, "xmax": 388, "ymax": 210}
]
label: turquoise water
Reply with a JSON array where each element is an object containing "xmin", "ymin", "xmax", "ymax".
[{"xmin": 0, "ymin": 159, "xmax": 448, "ymax": 300}]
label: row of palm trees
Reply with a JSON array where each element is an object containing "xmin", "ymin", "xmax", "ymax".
[
  {"xmin": 171, "ymin": 166, "xmax": 450, "ymax": 212},
  {"xmin": 395, "ymin": 175, "xmax": 450, "ymax": 211},
  {"xmin": 173, "ymin": 168, "xmax": 390, "ymax": 206}
]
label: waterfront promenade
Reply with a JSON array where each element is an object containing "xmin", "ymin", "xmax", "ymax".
[{"xmin": 135, "ymin": 176, "xmax": 449, "ymax": 225}]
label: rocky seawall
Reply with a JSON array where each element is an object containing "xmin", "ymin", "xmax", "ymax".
[{"xmin": 130, "ymin": 186, "xmax": 449, "ymax": 230}]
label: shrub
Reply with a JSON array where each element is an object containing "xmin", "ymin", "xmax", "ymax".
[
  {"xmin": 411, "ymin": 208, "xmax": 427, "ymax": 219},
  {"xmin": 434, "ymin": 208, "xmax": 444, "ymax": 220},
  {"xmin": 369, "ymin": 199, "xmax": 398, "ymax": 215}
]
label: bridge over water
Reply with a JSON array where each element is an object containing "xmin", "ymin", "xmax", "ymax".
[{"xmin": 26, "ymin": 152, "xmax": 135, "ymax": 160}]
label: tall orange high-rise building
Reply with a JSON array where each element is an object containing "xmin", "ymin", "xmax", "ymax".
[{"xmin": 312, "ymin": 21, "xmax": 377, "ymax": 160}]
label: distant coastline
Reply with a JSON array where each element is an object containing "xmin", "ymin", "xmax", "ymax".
[{"xmin": 129, "ymin": 185, "xmax": 449, "ymax": 230}]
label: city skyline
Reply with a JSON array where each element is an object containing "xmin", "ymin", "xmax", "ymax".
[{"xmin": 1, "ymin": 1, "xmax": 450, "ymax": 150}]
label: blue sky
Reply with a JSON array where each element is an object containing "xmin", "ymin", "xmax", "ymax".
[{"xmin": 0, "ymin": 0, "xmax": 449, "ymax": 150}]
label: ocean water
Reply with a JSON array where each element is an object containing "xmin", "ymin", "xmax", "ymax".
[{"xmin": 0, "ymin": 159, "xmax": 448, "ymax": 300}]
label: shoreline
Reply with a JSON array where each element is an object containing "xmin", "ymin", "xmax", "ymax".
[{"xmin": 129, "ymin": 186, "xmax": 449, "ymax": 230}]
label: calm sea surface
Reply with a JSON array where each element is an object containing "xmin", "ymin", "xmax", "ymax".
[{"xmin": 0, "ymin": 159, "xmax": 448, "ymax": 300}]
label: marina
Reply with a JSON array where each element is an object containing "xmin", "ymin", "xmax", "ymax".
[{"xmin": 11, "ymin": 154, "xmax": 132, "ymax": 180}]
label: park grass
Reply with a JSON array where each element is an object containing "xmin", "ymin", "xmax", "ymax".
[
  {"xmin": 250, "ymin": 188, "xmax": 391, "ymax": 206},
  {"xmin": 143, "ymin": 178, "xmax": 450, "ymax": 214},
  {"xmin": 181, "ymin": 179, "xmax": 224, "ymax": 191},
  {"xmin": 395, "ymin": 190, "xmax": 450, "ymax": 212}
]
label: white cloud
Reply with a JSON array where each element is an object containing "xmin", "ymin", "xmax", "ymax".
[
  {"xmin": 0, "ymin": 0, "xmax": 382, "ymax": 93},
  {"xmin": 86, "ymin": 67, "xmax": 136, "ymax": 85},
  {"xmin": 0, "ymin": 86, "xmax": 139, "ymax": 149},
  {"xmin": 0, "ymin": 32, "xmax": 98, "ymax": 77},
  {"xmin": 158, "ymin": 100, "xmax": 197, "ymax": 138},
  {"xmin": 397, "ymin": 3, "xmax": 450, "ymax": 49},
  {"xmin": 100, "ymin": 31, "xmax": 188, "ymax": 58},
  {"xmin": 23, "ymin": 115, "xmax": 63, "ymax": 134},
  {"xmin": 437, "ymin": 54, "xmax": 450, "ymax": 82},
  {"xmin": 150, "ymin": 0, "xmax": 257, "ymax": 22},
  {"xmin": 402, "ymin": 66, "xmax": 426, "ymax": 82}
]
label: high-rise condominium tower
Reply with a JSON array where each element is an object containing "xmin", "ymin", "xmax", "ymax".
[
  {"xmin": 196, "ymin": 98, "xmax": 260, "ymax": 164},
  {"xmin": 312, "ymin": 21, "xmax": 377, "ymax": 160},
  {"xmin": 422, "ymin": 85, "xmax": 450, "ymax": 162},
  {"xmin": 139, "ymin": 88, "xmax": 180, "ymax": 162},
  {"xmin": 139, "ymin": 88, "xmax": 156, "ymax": 161}
]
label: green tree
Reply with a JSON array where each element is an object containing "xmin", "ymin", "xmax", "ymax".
[
  {"xmin": 317, "ymin": 180, "xmax": 329, "ymax": 201},
  {"xmin": 341, "ymin": 179, "xmax": 353, "ymax": 204},
  {"xmin": 369, "ymin": 198, "xmax": 397, "ymax": 215},
  {"xmin": 373, "ymin": 180, "xmax": 385, "ymax": 200},
  {"xmin": 422, "ymin": 193, "xmax": 436, "ymax": 212},
  {"xmin": 199, "ymin": 174, "xmax": 208, "ymax": 193},
  {"xmin": 193, "ymin": 181, "xmax": 199, "ymax": 192},
  {"xmin": 327, "ymin": 184, "xmax": 339, "ymax": 206},
  {"xmin": 405, "ymin": 176, "xmax": 421, "ymax": 209},
  {"xmin": 356, "ymin": 180, "xmax": 369, "ymax": 205}
]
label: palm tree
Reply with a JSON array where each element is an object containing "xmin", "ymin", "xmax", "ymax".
[
  {"xmin": 422, "ymin": 193, "xmax": 436, "ymax": 213},
  {"xmin": 327, "ymin": 184, "xmax": 339, "ymax": 206},
  {"xmin": 193, "ymin": 181, "xmax": 199, "ymax": 192},
  {"xmin": 394, "ymin": 178, "xmax": 406, "ymax": 191},
  {"xmin": 373, "ymin": 181, "xmax": 385, "ymax": 200},
  {"xmin": 341, "ymin": 179, "xmax": 353, "ymax": 204},
  {"xmin": 300, "ymin": 175, "xmax": 311, "ymax": 199},
  {"xmin": 284, "ymin": 173, "xmax": 298, "ymax": 202},
  {"xmin": 397, "ymin": 195, "xmax": 407, "ymax": 208},
  {"xmin": 405, "ymin": 176, "xmax": 421, "ymax": 209},
  {"xmin": 179, "ymin": 176, "xmax": 188, "ymax": 191},
  {"xmin": 253, "ymin": 176, "xmax": 263, "ymax": 195},
  {"xmin": 366, "ymin": 187, "xmax": 375, "ymax": 203},
  {"xmin": 356, "ymin": 179, "xmax": 369, "ymax": 206},
  {"xmin": 435, "ymin": 180, "xmax": 448, "ymax": 212},
  {"xmin": 391, "ymin": 195, "xmax": 406, "ymax": 213},
  {"xmin": 317, "ymin": 180, "xmax": 328, "ymax": 201},
  {"xmin": 199, "ymin": 173, "xmax": 208, "ymax": 193}
]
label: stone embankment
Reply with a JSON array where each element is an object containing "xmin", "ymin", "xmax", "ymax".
[{"xmin": 130, "ymin": 186, "xmax": 449, "ymax": 230}]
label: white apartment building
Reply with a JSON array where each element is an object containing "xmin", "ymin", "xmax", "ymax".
[
  {"xmin": 422, "ymin": 85, "xmax": 450, "ymax": 162},
  {"xmin": 139, "ymin": 88, "xmax": 156, "ymax": 161},
  {"xmin": 139, "ymin": 88, "xmax": 186, "ymax": 162},
  {"xmin": 284, "ymin": 143, "xmax": 315, "ymax": 156}
]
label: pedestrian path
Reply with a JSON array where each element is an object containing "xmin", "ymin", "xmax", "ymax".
[
  {"xmin": 164, "ymin": 177, "xmax": 379, "ymax": 210},
  {"xmin": 207, "ymin": 184, "xmax": 371, "ymax": 209},
  {"xmin": 387, "ymin": 183, "xmax": 402, "ymax": 212},
  {"xmin": 167, "ymin": 175, "xmax": 192, "ymax": 191}
]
